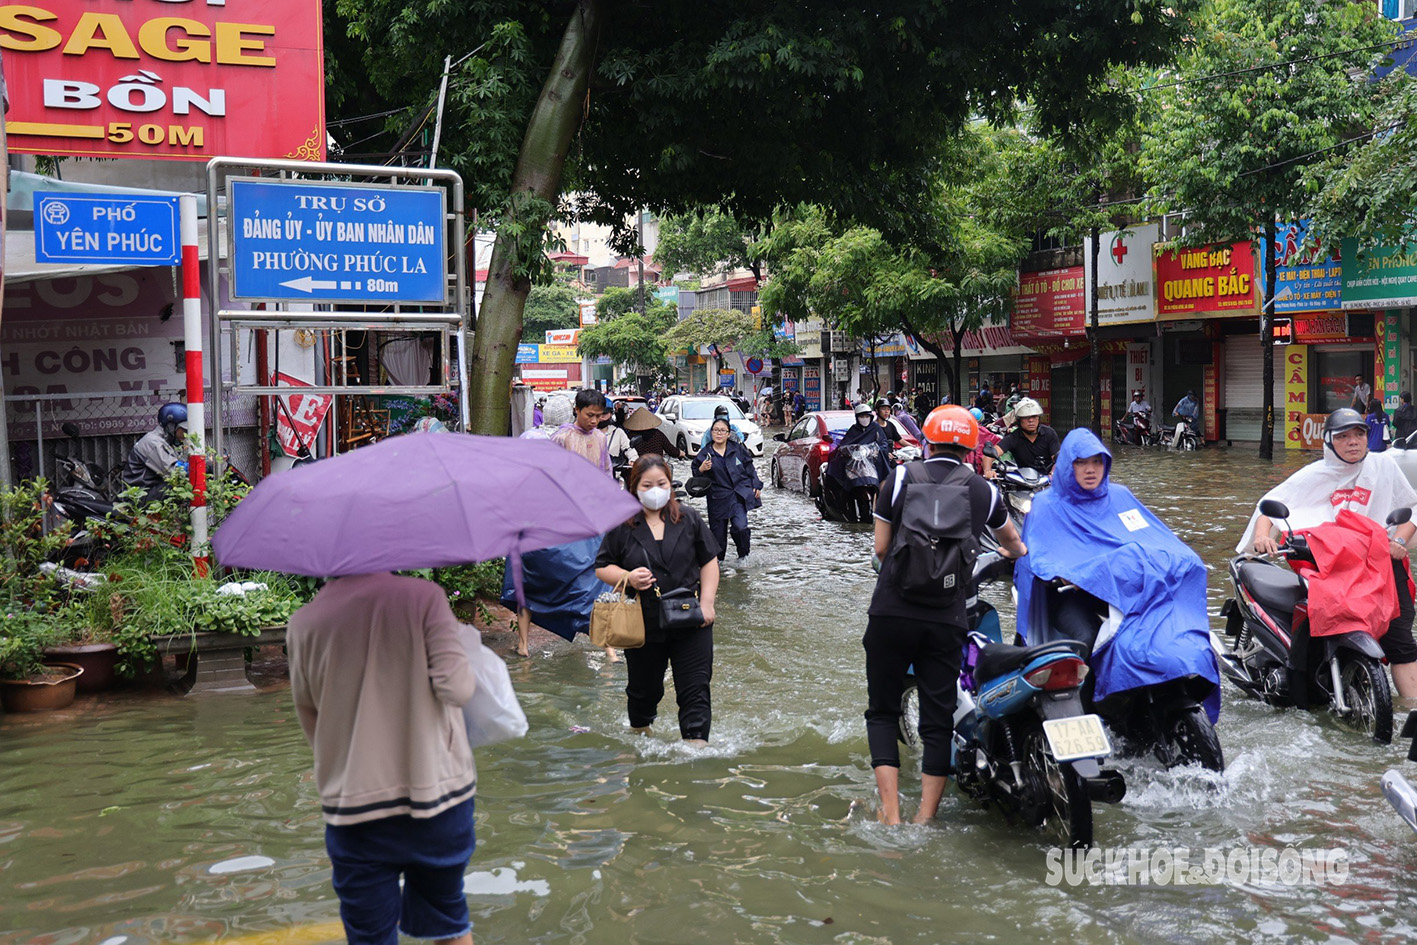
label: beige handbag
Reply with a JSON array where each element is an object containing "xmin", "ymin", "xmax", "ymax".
[{"xmin": 590, "ymin": 576, "xmax": 646, "ymax": 649}]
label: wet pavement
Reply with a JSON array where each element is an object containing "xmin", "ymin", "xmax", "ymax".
[{"xmin": 3, "ymin": 441, "xmax": 1416, "ymax": 944}]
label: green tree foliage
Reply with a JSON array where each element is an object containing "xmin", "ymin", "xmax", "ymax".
[
  {"xmin": 576, "ymin": 308, "xmax": 675, "ymax": 373},
  {"xmin": 330, "ymin": 0, "xmax": 1187, "ymax": 434},
  {"xmin": 755, "ymin": 128, "xmax": 1025, "ymax": 402},
  {"xmin": 521, "ymin": 282, "xmax": 583, "ymax": 340},
  {"xmin": 1140, "ymin": 0, "xmax": 1399, "ymax": 456},
  {"xmin": 655, "ymin": 209, "xmax": 761, "ymax": 280},
  {"xmin": 595, "ymin": 286, "xmax": 668, "ymax": 322},
  {"xmin": 1306, "ymin": 74, "xmax": 1417, "ymax": 249},
  {"xmin": 662, "ymin": 309, "xmax": 758, "ymax": 354}
]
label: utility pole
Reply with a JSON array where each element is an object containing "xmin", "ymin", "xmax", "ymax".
[
  {"xmin": 636, "ymin": 209, "xmax": 647, "ymax": 317},
  {"xmin": 0, "ymin": 52, "xmax": 12, "ymax": 491}
]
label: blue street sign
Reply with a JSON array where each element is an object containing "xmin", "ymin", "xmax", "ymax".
[
  {"xmin": 228, "ymin": 178, "xmax": 447, "ymax": 304},
  {"xmin": 515, "ymin": 343, "xmax": 539, "ymax": 364},
  {"xmin": 34, "ymin": 192, "xmax": 180, "ymax": 266}
]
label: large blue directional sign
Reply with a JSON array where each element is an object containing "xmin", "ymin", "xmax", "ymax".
[
  {"xmin": 35, "ymin": 192, "xmax": 180, "ymax": 266},
  {"xmin": 228, "ymin": 178, "xmax": 447, "ymax": 304}
]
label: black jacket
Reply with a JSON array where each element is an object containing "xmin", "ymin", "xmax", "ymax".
[{"xmin": 596, "ymin": 506, "xmax": 719, "ymax": 639}]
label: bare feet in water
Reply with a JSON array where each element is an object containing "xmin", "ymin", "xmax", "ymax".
[{"xmin": 605, "ymin": 646, "xmax": 620, "ymax": 663}]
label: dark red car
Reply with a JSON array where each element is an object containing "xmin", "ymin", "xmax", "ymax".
[{"xmin": 771, "ymin": 411, "xmax": 921, "ymax": 496}]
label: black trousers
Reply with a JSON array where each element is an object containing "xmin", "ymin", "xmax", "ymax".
[
  {"xmin": 624, "ymin": 624, "xmax": 714, "ymax": 740},
  {"xmin": 863, "ymin": 614, "xmax": 965, "ymax": 777},
  {"xmin": 707, "ymin": 496, "xmax": 750, "ymax": 559},
  {"xmin": 1384, "ymin": 558, "xmax": 1417, "ymax": 664}
]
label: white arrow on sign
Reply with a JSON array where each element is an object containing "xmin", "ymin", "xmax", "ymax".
[{"xmin": 280, "ymin": 276, "xmax": 340, "ymax": 293}]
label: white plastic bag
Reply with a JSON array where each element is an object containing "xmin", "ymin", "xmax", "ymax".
[{"xmin": 460, "ymin": 626, "xmax": 529, "ymax": 748}]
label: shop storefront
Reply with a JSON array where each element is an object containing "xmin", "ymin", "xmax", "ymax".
[
  {"xmin": 1342, "ymin": 237, "xmax": 1415, "ymax": 406},
  {"xmin": 1152, "ymin": 238, "xmax": 1261, "ymax": 442}
]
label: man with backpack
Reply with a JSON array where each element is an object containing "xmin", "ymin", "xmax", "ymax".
[{"xmin": 863, "ymin": 405, "xmax": 1027, "ymax": 825}]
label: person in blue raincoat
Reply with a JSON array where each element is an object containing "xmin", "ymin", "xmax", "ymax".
[
  {"xmin": 1014, "ymin": 428, "xmax": 1220, "ymax": 722},
  {"xmin": 693, "ymin": 418, "xmax": 763, "ymax": 565}
]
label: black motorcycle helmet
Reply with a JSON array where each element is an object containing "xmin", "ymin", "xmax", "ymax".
[
  {"xmin": 157, "ymin": 403, "xmax": 188, "ymax": 446},
  {"xmin": 1322, "ymin": 407, "xmax": 1368, "ymax": 463}
]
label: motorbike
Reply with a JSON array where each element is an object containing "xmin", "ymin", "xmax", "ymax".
[
  {"xmin": 1161, "ymin": 417, "xmax": 1202, "ymax": 451},
  {"xmin": 47, "ymin": 424, "xmax": 119, "ymax": 567},
  {"xmin": 818, "ymin": 442, "xmax": 885, "ymax": 523},
  {"xmin": 1216, "ymin": 498, "xmax": 1404, "ymax": 744},
  {"xmin": 1114, "ymin": 410, "xmax": 1156, "ymax": 446},
  {"xmin": 900, "ymin": 552, "xmax": 1127, "ymax": 848},
  {"xmin": 1383, "ymin": 711, "xmax": 1417, "ymax": 836},
  {"xmin": 993, "ymin": 460, "xmax": 1050, "ymax": 528},
  {"xmin": 1029, "ymin": 586, "xmax": 1225, "ymax": 772}
]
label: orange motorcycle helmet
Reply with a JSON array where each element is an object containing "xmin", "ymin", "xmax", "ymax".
[{"xmin": 921, "ymin": 404, "xmax": 979, "ymax": 450}]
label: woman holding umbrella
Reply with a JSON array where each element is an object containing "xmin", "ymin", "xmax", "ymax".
[
  {"xmin": 596, "ymin": 455, "xmax": 721, "ymax": 743},
  {"xmin": 693, "ymin": 417, "xmax": 763, "ymax": 566}
]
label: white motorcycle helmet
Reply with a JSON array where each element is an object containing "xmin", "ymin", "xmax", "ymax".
[{"xmin": 1013, "ymin": 398, "xmax": 1043, "ymax": 419}]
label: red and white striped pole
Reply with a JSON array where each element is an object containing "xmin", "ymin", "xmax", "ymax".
[{"xmin": 180, "ymin": 194, "xmax": 209, "ymax": 576}]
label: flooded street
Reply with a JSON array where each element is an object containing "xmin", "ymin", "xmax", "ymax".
[{"xmin": 4, "ymin": 444, "xmax": 1416, "ymax": 944}]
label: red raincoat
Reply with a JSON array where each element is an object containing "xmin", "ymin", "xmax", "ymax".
[{"xmin": 1293, "ymin": 510, "xmax": 1410, "ymax": 639}]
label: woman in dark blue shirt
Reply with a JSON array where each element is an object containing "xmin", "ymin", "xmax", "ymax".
[{"xmin": 693, "ymin": 418, "xmax": 763, "ymax": 565}]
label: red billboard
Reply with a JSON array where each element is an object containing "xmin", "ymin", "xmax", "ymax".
[
  {"xmin": 1012, "ymin": 266, "xmax": 1085, "ymax": 341},
  {"xmin": 1154, "ymin": 241, "xmax": 1261, "ymax": 319},
  {"xmin": 1, "ymin": 0, "xmax": 324, "ymax": 161}
]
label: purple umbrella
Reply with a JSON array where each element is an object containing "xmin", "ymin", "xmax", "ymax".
[{"xmin": 212, "ymin": 433, "xmax": 639, "ymax": 578}]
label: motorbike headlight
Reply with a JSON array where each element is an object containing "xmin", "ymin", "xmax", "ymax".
[{"xmin": 1016, "ymin": 495, "xmax": 1033, "ymax": 515}]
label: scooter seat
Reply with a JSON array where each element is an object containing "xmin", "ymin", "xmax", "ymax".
[
  {"xmin": 975, "ymin": 641, "xmax": 1087, "ymax": 685},
  {"xmin": 1238, "ymin": 561, "xmax": 1302, "ymax": 622}
]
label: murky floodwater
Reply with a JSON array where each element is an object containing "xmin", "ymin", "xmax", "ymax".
[{"xmin": 4, "ymin": 443, "xmax": 1416, "ymax": 944}]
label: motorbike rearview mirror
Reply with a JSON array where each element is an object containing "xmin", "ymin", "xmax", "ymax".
[
  {"xmin": 983, "ymin": 444, "xmax": 999, "ymax": 459},
  {"xmin": 1259, "ymin": 499, "xmax": 1290, "ymax": 521},
  {"xmin": 1389, "ymin": 508, "xmax": 1413, "ymax": 527},
  {"xmin": 61, "ymin": 422, "xmax": 81, "ymax": 440}
]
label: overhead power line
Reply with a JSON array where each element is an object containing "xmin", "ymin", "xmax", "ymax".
[{"xmin": 1144, "ymin": 36, "xmax": 1414, "ymax": 93}]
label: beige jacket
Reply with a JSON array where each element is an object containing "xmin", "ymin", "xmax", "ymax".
[{"xmin": 288, "ymin": 572, "xmax": 477, "ymax": 826}]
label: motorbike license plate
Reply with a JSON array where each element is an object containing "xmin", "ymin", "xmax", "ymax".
[{"xmin": 1042, "ymin": 715, "xmax": 1112, "ymax": 762}]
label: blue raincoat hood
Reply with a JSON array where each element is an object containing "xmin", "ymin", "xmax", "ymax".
[{"xmin": 1015, "ymin": 429, "xmax": 1220, "ymax": 719}]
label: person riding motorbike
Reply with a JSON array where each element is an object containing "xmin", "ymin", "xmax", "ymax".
[
  {"xmin": 121, "ymin": 403, "xmax": 189, "ymax": 502},
  {"xmin": 1119, "ymin": 389, "xmax": 1153, "ymax": 445},
  {"xmin": 1015, "ymin": 428, "xmax": 1221, "ymax": 732},
  {"xmin": 965, "ymin": 407, "xmax": 1001, "ymax": 478},
  {"xmin": 1171, "ymin": 390, "xmax": 1200, "ymax": 448},
  {"xmin": 996, "ymin": 398, "xmax": 1060, "ymax": 473},
  {"xmin": 823, "ymin": 402, "xmax": 892, "ymax": 521},
  {"xmin": 1237, "ymin": 408, "xmax": 1417, "ymax": 698}
]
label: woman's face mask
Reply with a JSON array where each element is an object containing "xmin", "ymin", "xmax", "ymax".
[
  {"xmin": 858, "ymin": 416, "xmax": 872, "ymax": 428},
  {"xmin": 638, "ymin": 486, "xmax": 671, "ymax": 510}
]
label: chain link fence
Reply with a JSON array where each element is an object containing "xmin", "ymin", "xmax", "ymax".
[{"xmin": 4, "ymin": 387, "xmax": 261, "ymax": 486}]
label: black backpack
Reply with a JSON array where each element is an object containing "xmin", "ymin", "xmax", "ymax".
[{"xmin": 887, "ymin": 461, "xmax": 978, "ymax": 605}]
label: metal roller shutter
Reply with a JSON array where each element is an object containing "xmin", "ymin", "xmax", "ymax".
[{"xmin": 1223, "ymin": 335, "xmax": 1284, "ymax": 442}]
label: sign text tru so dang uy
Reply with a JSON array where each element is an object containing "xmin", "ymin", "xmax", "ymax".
[{"xmin": 228, "ymin": 179, "xmax": 448, "ymax": 305}]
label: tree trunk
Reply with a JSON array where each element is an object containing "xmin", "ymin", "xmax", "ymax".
[
  {"xmin": 1260, "ymin": 216, "xmax": 1277, "ymax": 460},
  {"xmin": 467, "ymin": 1, "xmax": 604, "ymax": 435},
  {"xmin": 900, "ymin": 318, "xmax": 953, "ymax": 403},
  {"xmin": 1088, "ymin": 223, "xmax": 1102, "ymax": 434}
]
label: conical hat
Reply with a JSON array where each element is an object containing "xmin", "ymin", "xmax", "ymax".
[{"xmin": 622, "ymin": 406, "xmax": 662, "ymax": 431}]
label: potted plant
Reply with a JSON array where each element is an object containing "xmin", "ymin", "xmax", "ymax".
[
  {"xmin": 1, "ymin": 606, "xmax": 84, "ymax": 712},
  {"xmin": 43, "ymin": 615, "xmax": 119, "ymax": 693}
]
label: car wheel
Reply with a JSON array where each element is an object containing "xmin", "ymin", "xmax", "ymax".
[
  {"xmin": 678, "ymin": 434, "xmax": 689, "ymax": 455},
  {"xmin": 772, "ymin": 459, "xmax": 783, "ymax": 489},
  {"xmin": 802, "ymin": 467, "xmax": 812, "ymax": 495}
]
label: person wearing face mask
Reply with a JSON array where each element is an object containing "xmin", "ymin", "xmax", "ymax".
[
  {"xmin": 693, "ymin": 418, "xmax": 763, "ymax": 566},
  {"xmin": 595, "ymin": 455, "xmax": 722, "ymax": 743},
  {"xmin": 603, "ymin": 403, "xmax": 639, "ymax": 477},
  {"xmin": 822, "ymin": 402, "xmax": 893, "ymax": 520}
]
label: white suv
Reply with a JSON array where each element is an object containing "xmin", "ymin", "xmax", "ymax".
[{"xmin": 656, "ymin": 395, "xmax": 764, "ymax": 457}]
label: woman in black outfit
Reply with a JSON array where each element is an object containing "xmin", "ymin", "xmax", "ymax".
[{"xmin": 595, "ymin": 455, "xmax": 721, "ymax": 743}]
